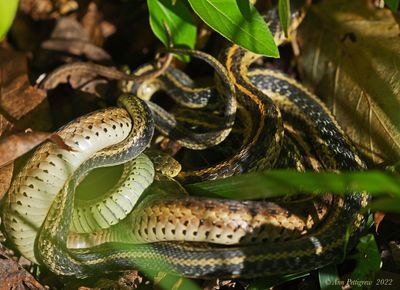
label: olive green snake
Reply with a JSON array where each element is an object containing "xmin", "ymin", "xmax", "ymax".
[{"xmin": 2, "ymin": 7, "xmax": 370, "ymax": 279}]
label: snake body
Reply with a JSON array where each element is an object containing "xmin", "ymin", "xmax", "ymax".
[
  {"xmin": 3, "ymin": 7, "xmax": 370, "ymax": 279},
  {"xmin": 70, "ymin": 154, "xmax": 155, "ymax": 234},
  {"xmin": 3, "ymin": 95, "xmax": 154, "ymax": 263},
  {"xmin": 131, "ymin": 50, "xmax": 237, "ymax": 150}
]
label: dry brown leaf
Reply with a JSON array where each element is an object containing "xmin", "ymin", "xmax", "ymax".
[
  {"xmin": 20, "ymin": 0, "xmax": 78, "ymax": 20},
  {"xmin": 0, "ymin": 110, "xmax": 14, "ymax": 201},
  {"xmin": 0, "ymin": 114, "xmax": 14, "ymax": 136},
  {"xmin": 0, "ymin": 131, "xmax": 72, "ymax": 168},
  {"xmin": 81, "ymin": 2, "xmax": 106, "ymax": 46},
  {"xmin": 374, "ymin": 211, "xmax": 386, "ymax": 232},
  {"xmin": 0, "ymin": 164, "xmax": 13, "ymax": 202},
  {"xmin": 42, "ymin": 38, "xmax": 111, "ymax": 61},
  {"xmin": 0, "ymin": 252, "xmax": 46, "ymax": 290},
  {"xmin": 41, "ymin": 16, "xmax": 111, "ymax": 62},
  {"xmin": 0, "ymin": 47, "xmax": 51, "ymax": 131},
  {"xmin": 297, "ymin": 0, "xmax": 400, "ymax": 165}
]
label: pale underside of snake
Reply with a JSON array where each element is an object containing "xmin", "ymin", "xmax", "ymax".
[{"xmin": 2, "ymin": 6, "xmax": 370, "ymax": 279}]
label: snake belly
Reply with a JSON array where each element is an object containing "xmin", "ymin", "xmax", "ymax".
[
  {"xmin": 37, "ymin": 66, "xmax": 368, "ymax": 278},
  {"xmin": 3, "ymin": 95, "xmax": 154, "ymax": 263},
  {"xmin": 3, "ymin": 6, "xmax": 370, "ymax": 279},
  {"xmin": 95, "ymin": 52, "xmax": 368, "ymax": 277},
  {"xmin": 3, "ymin": 69, "xmax": 369, "ymax": 278}
]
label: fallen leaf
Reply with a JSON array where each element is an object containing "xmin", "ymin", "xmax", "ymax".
[
  {"xmin": 0, "ymin": 164, "xmax": 13, "ymax": 202},
  {"xmin": 374, "ymin": 211, "xmax": 386, "ymax": 232},
  {"xmin": 41, "ymin": 17, "xmax": 111, "ymax": 62},
  {"xmin": 19, "ymin": 0, "xmax": 54, "ymax": 20},
  {"xmin": 0, "ymin": 47, "xmax": 51, "ymax": 130},
  {"xmin": 19, "ymin": 0, "xmax": 78, "ymax": 20},
  {"xmin": 297, "ymin": 0, "xmax": 400, "ymax": 165},
  {"xmin": 0, "ymin": 113, "xmax": 13, "ymax": 137},
  {"xmin": 0, "ymin": 252, "xmax": 46, "ymax": 290},
  {"xmin": 41, "ymin": 38, "xmax": 111, "ymax": 62},
  {"xmin": 0, "ymin": 108, "xmax": 14, "ymax": 201},
  {"xmin": 81, "ymin": 2, "xmax": 106, "ymax": 46},
  {"xmin": 389, "ymin": 241, "xmax": 400, "ymax": 271},
  {"xmin": 0, "ymin": 131, "xmax": 72, "ymax": 168}
]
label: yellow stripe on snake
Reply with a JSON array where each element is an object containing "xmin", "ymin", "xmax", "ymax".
[{"xmin": 3, "ymin": 8, "xmax": 369, "ymax": 279}]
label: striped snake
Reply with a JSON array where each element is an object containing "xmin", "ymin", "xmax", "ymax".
[{"xmin": 2, "ymin": 7, "xmax": 369, "ymax": 279}]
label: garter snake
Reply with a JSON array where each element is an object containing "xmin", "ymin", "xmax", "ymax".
[
  {"xmin": 3, "ymin": 6, "xmax": 370, "ymax": 280},
  {"xmin": 129, "ymin": 49, "xmax": 237, "ymax": 150}
]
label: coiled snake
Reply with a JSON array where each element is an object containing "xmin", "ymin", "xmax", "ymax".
[{"xmin": 3, "ymin": 7, "xmax": 369, "ymax": 279}]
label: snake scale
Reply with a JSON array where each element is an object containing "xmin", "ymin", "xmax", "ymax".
[{"xmin": 2, "ymin": 5, "xmax": 369, "ymax": 279}]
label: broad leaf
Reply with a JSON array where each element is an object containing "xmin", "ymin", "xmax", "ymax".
[
  {"xmin": 187, "ymin": 170, "xmax": 400, "ymax": 200},
  {"xmin": 348, "ymin": 234, "xmax": 381, "ymax": 284},
  {"xmin": 385, "ymin": 0, "xmax": 399, "ymax": 11},
  {"xmin": 318, "ymin": 265, "xmax": 341, "ymax": 290},
  {"xmin": 0, "ymin": 0, "xmax": 18, "ymax": 40},
  {"xmin": 188, "ymin": 0, "xmax": 278, "ymax": 57},
  {"xmin": 278, "ymin": 0, "xmax": 290, "ymax": 37},
  {"xmin": 147, "ymin": 0, "xmax": 196, "ymax": 61},
  {"xmin": 297, "ymin": 0, "xmax": 400, "ymax": 164}
]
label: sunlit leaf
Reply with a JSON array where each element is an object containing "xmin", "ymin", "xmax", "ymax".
[
  {"xmin": 188, "ymin": 0, "xmax": 278, "ymax": 57},
  {"xmin": 297, "ymin": 0, "xmax": 400, "ymax": 164},
  {"xmin": 0, "ymin": 0, "xmax": 18, "ymax": 40},
  {"xmin": 187, "ymin": 170, "xmax": 400, "ymax": 200},
  {"xmin": 147, "ymin": 0, "xmax": 196, "ymax": 61}
]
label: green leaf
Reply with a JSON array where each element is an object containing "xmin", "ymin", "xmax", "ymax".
[
  {"xmin": 147, "ymin": 0, "xmax": 196, "ymax": 61},
  {"xmin": 369, "ymin": 197, "xmax": 400, "ymax": 212},
  {"xmin": 187, "ymin": 170, "xmax": 400, "ymax": 201},
  {"xmin": 278, "ymin": 0, "xmax": 290, "ymax": 37},
  {"xmin": 149, "ymin": 271, "xmax": 202, "ymax": 290},
  {"xmin": 297, "ymin": 0, "xmax": 400, "ymax": 164},
  {"xmin": 0, "ymin": 0, "xmax": 18, "ymax": 41},
  {"xmin": 385, "ymin": 0, "xmax": 399, "ymax": 11},
  {"xmin": 318, "ymin": 265, "xmax": 342, "ymax": 290},
  {"xmin": 188, "ymin": 0, "xmax": 279, "ymax": 57},
  {"xmin": 348, "ymin": 234, "xmax": 381, "ymax": 286}
]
